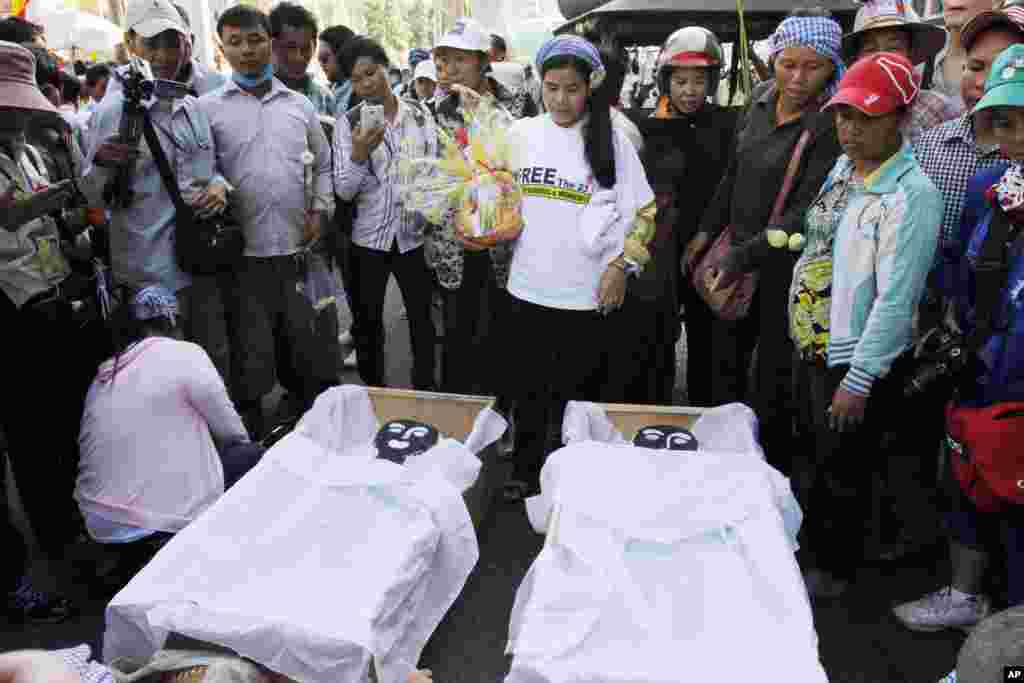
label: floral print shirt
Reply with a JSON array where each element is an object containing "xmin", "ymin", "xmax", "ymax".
[
  {"xmin": 789, "ymin": 157, "xmax": 859, "ymax": 362},
  {"xmin": 426, "ymin": 77, "xmax": 537, "ymax": 290}
]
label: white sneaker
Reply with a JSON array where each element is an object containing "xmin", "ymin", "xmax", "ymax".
[
  {"xmin": 338, "ymin": 330, "xmax": 354, "ymax": 346},
  {"xmin": 343, "ymin": 349, "xmax": 358, "ymax": 369},
  {"xmin": 892, "ymin": 586, "xmax": 991, "ymax": 633}
]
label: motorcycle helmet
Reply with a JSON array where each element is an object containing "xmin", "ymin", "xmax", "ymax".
[{"xmin": 656, "ymin": 26, "xmax": 724, "ymax": 102}]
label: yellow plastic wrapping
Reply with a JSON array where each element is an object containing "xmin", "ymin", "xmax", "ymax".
[{"xmin": 400, "ymin": 91, "xmax": 523, "ymax": 249}]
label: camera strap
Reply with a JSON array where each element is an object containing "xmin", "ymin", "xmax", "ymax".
[
  {"xmin": 970, "ymin": 201, "xmax": 1021, "ymax": 353},
  {"xmin": 142, "ymin": 111, "xmax": 192, "ymax": 221}
]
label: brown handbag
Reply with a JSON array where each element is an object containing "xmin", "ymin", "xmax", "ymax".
[{"xmin": 691, "ymin": 128, "xmax": 813, "ymax": 321}]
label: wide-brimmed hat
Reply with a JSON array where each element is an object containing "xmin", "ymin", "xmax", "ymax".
[
  {"xmin": 126, "ymin": 0, "xmax": 187, "ymax": 39},
  {"xmin": 973, "ymin": 44, "xmax": 1024, "ymax": 113},
  {"xmin": 962, "ymin": 6, "xmax": 1024, "ymax": 52},
  {"xmin": 434, "ymin": 17, "xmax": 490, "ymax": 54},
  {"xmin": 842, "ymin": 0, "xmax": 947, "ymax": 65},
  {"xmin": 0, "ymin": 41, "xmax": 57, "ymax": 114},
  {"xmin": 824, "ymin": 51, "xmax": 920, "ymax": 116}
]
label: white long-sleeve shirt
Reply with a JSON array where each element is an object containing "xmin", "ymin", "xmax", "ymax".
[
  {"xmin": 76, "ymin": 337, "xmax": 249, "ymax": 538},
  {"xmin": 198, "ymin": 78, "xmax": 334, "ymax": 257},
  {"xmin": 332, "ymin": 98, "xmax": 438, "ymax": 253}
]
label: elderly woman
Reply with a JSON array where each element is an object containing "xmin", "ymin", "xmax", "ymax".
[
  {"xmin": 428, "ymin": 17, "xmax": 537, "ymax": 396},
  {"xmin": 684, "ymin": 7, "xmax": 844, "ymax": 473}
]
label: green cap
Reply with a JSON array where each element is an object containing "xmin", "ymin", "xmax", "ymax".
[{"xmin": 973, "ymin": 44, "xmax": 1024, "ymax": 114}]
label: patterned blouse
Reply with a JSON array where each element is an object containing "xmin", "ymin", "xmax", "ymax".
[
  {"xmin": 789, "ymin": 157, "xmax": 860, "ymax": 362},
  {"xmin": 426, "ymin": 77, "xmax": 537, "ymax": 290}
]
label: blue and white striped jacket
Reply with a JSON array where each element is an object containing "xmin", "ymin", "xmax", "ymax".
[{"xmin": 826, "ymin": 143, "xmax": 943, "ymax": 396}]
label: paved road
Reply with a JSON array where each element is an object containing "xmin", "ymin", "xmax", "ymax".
[{"xmin": 2, "ymin": 278, "xmax": 967, "ymax": 682}]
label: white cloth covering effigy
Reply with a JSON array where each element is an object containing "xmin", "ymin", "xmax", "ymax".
[
  {"xmin": 505, "ymin": 402, "xmax": 826, "ymax": 683},
  {"xmin": 105, "ymin": 385, "xmax": 506, "ymax": 683}
]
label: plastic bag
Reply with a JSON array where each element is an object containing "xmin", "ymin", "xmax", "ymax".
[
  {"xmin": 400, "ymin": 89, "xmax": 523, "ymax": 249},
  {"xmin": 303, "ymin": 249, "xmax": 339, "ymax": 313}
]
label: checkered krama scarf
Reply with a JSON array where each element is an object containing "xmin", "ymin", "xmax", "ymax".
[
  {"xmin": 769, "ymin": 16, "xmax": 846, "ymax": 97},
  {"xmin": 535, "ymin": 35, "xmax": 606, "ymax": 88}
]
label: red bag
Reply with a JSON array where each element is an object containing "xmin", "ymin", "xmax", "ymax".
[
  {"xmin": 691, "ymin": 129, "xmax": 812, "ymax": 321},
  {"xmin": 947, "ymin": 401, "xmax": 1024, "ymax": 512},
  {"xmin": 690, "ymin": 226, "xmax": 758, "ymax": 321}
]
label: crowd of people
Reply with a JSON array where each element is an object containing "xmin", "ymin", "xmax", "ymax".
[{"xmin": 2, "ymin": 0, "xmax": 1024, "ymax": 678}]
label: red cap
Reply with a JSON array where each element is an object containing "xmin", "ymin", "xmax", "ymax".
[{"xmin": 823, "ymin": 51, "xmax": 920, "ymax": 116}]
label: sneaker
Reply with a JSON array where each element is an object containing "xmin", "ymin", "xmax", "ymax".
[
  {"xmin": 338, "ymin": 330, "xmax": 354, "ymax": 346},
  {"xmin": 892, "ymin": 586, "xmax": 991, "ymax": 633},
  {"xmin": 5, "ymin": 577, "xmax": 75, "ymax": 624},
  {"xmin": 343, "ymin": 349, "xmax": 358, "ymax": 369}
]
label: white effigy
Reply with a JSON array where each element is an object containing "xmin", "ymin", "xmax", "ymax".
[
  {"xmin": 505, "ymin": 402, "xmax": 828, "ymax": 683},
  {"xmin": 105, "ymin": 385, "xmax": 506, "ymax": 683}
]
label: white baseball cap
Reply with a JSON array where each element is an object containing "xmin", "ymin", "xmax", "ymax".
[
  {"xmin": 434, "ymin": 17, "xmax": 490, "ymax": 54},
  {"xmin": 413, "ymin": 59, "xmax": 437, "ymax": 83},
  {"xmin": 490, "ymin": 61, "xmax": 525, "ymax": 91},
  {"xmin": 126, "ymin": 0, "xmax": 187, "ymax": 39}
]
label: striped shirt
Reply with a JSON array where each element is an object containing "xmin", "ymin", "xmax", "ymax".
[{"xmin": 333, "ymin": 98, "xmax": 438, "ymax": 253}]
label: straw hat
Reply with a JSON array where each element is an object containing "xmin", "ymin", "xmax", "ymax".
[
  {"xmin": 0, "ymin": 40, "xmax": 57, "ymax": 113},
  {"xmin": 842, "ymin": 0, "xmax": 947, "ymax": 66}
]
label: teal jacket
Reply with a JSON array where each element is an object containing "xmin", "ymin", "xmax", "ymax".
[{"xmin": 826, "ymin": 143, "xmax": 942, "ymax": 396}]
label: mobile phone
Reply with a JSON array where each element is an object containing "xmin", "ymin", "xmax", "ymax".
[{"xmin": 361, "ymin": 104, "xmax": 385, "ymax": 131}]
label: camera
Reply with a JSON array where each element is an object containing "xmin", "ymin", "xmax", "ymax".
[{"xmin": 903, "ymin": 326, "xmax": 972, "ymax": 398}]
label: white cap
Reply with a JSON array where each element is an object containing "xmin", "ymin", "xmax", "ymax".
[
  {"xmin": 413, "ymin": 59, "xmax": 437, "ymax": 83},
  {"xmin": 126, "ymin": 0, "xmax": 187, "ymax": 39},
  {"xmin": 434, "ymin": 17, "xmax": 490, "ymax": 54},
  {"xmin": 489, "ymin": 61, "xmax": 524, "ymax": 91}
]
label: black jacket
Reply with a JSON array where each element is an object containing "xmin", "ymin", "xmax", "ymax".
[
  {"xmin": 699, "ymin": 80, "xmax": 841, "ymax": 275},
  {"xmin": 629, "ymin": 103, "xmax": 740, "ymax": 304}
]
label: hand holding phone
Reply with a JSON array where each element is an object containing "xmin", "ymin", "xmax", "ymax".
[{"xmin": 360, "ymin": 104, "xmax": 386, "ymax": 131}]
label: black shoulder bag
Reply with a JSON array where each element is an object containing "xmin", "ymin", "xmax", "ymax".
[
  {"xmin": 905, "ymin": 201, "xmax": 1022, "ymax": 398},
  {"xmin": 143, "ymin": 112, "xmax": 244, "ymax": 275}
]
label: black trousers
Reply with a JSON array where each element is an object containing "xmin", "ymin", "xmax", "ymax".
[
  {"xmin": 350, "ymin": 242, "xmax": 436, "ymax": 390},
  {"xmin": 503, "ymin": 296, "xmax": 606, "ymax": 487},
  {"xmin": 1, "ymin": 451, "xmax": 28, "ymax": 593},
  {"xmin": 0, "ymin": 291, "xmax": 101, "ymax": 555},
  {"xmin": 601, "ymin": 293, "xmax": 677, "ymax": 405},
  {"xmin": 441, "ymin": 250, "xmax": 493, "ymax": 395},
  {"xmin": 709, "ymin": 250, "xmax": 797, "ymax": 473},
  {"xmin": 679, "ymin": 277, "xmax": 715, "ymax": 406},
  {"xmin": 797, "ymin": 355, "xmax": 924, "ymax": 580}
]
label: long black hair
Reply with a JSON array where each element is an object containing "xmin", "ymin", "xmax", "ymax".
[{"xmin": 540, "ymin": 55, "xmax": 616, "ymax": 189}]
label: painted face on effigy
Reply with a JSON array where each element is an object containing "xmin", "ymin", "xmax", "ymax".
[
  {"xmin": 632, "ymin": 425, "xmax": 700, "ymax": 452},
  {"xmin": 374, "ymin": 420, "xmax": 441, "ymax": 464}
]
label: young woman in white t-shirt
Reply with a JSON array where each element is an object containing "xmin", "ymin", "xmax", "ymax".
[{"xmin": 500, "ymin": 36, "xmax": 656, "ymax": 500}]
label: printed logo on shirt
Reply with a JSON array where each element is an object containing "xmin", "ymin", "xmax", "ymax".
[{"xmin": 516, "ymin": 166, "xmax": 594, "ymax": 205}]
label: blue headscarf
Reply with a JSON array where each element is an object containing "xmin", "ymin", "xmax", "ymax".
[
  {"xmin": 768, "ymin": 16, "xmax": 846, "ymax": 97},
  {"xmin": 131, "ymin": 285, "xmax": 179, "ymax": 326},
  {"xmin": 535, "ymin": 35, "xmax": 606, "ymax": 89}
]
